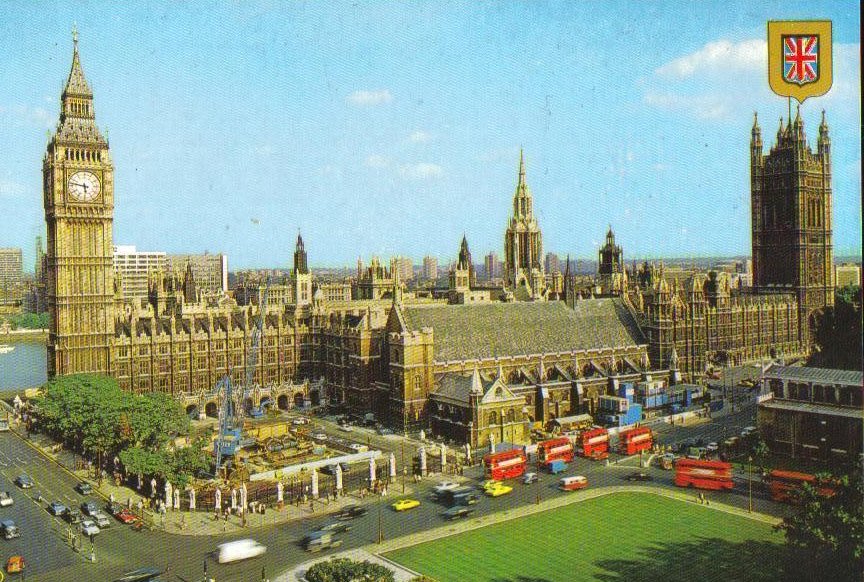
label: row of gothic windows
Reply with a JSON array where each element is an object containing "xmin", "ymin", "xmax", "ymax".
[{"xmin": 65, "ymin": 148, "xmax": 101, "ymax": 162}]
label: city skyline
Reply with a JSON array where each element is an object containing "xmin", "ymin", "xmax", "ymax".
[{"xmin": 0, "ymin": 2, "xmax": 860, "ymax": 270}]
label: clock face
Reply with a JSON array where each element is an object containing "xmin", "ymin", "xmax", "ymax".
[{"xmin": 67, "ymin": 171, "xmax": 101, "ymax": 202}]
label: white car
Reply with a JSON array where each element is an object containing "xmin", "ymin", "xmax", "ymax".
[
  {"xmin": 311, "ymin": 432, "xmax": 328, "ymax": 441},
  {"xmin": 339, "ymin": 425, "xmax": 354, "ymax": 432},
  {"xmin": 0, "ymin": 491, "xmax": 13, "ymax": 507},
  {"xmin": 348, "ymin": 443, "xmax": 368, "ymax": 453},
  {"xmin": 740, "ymin": 426, "xmax": 758, "ymax": 437},
  {"xmin": 292, "ymin": 418, "xmax": 310, "ymax": 426},
  {"xmin": 433, "ymin": 481, "xmax": 460, "ymax": 493},
  {"xmin": 706, "ymin": 442, "xmax": 719, "ymax": 453},
  {"xmin": 92, "ymin": 511, "xmax": 111, "ymax": 528},
  {"xmin": 217, "ymin": 539, "xmax": 267, "ymax": 564},
  {"xmin": 79, "ymin": 519, "xmax": 100, "ymax": 537}
]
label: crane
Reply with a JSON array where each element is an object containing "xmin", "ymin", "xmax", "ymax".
[{"xmin": 213, "ymin": 276, "xmax": 271, "ymax": 473}]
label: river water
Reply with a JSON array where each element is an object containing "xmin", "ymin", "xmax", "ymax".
[{"xmin": 0, "ymin": 341, "xmax": 47, "ymax": 389}]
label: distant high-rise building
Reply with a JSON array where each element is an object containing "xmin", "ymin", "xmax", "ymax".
[
  {"xmin": 422, "ymin": 256, "xmax": 438, "ymax": 281},
  {"xmin": 392, "ymin": 256, "xmax": 414, "ymax": 282},
  {"xmin": 484, "ymin": 252, "xmax": 501, "ymax": 281},
  {"xmin": 166, "ymin": 252, "xmax": 228, "ymax": 294},
  {"xmin": 0, "ymin": 247, "xmax": 23, "ymax": 306},
  {"xmin": 113, "ymin": 245, "xmax": 167, "ymax": 301},
  {"xmin": 544, "ymin": 252, "xmax": 561, "ymax": 274},
  {"xmin": 835, "ymin": 264, "xmax": 861, "ymax": 288}
]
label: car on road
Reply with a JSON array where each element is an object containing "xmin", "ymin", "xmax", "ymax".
[
  {"xmin": 1, "ymin": 519, "xmax": 20, "ymax": 539},
  {"xmin": 485, "ymin": 483, "xmax": 513, "ymax": 497},
  {"xmin": 625, "ymin": 472, "xmax": 654, "ymax": 482},
  {"xmin": 336, "ymin": 505, "xmax": 368, "ymax": 520},
  {"xmin": 80, "ymin": 519, "xmax": 101, "ymax": 537},
  {"xmin": 74, "ymin": 482, "xmax": 93, "ymax": 495},
  {"xmin": 522, "ymin": 472, "xmax": 539, "ymax": 484},
  {"xmin": 740, "ymin": 426, "xmax": 758, "ymax": 438},
  {"xmin": 319, "ymin": 521, "xmax": 352, "ymax": 533},
  {"xmin": 292, "ymin": 417, "xmax": 310, "ymax": 426},
  {"xmin": 81, "ymin": 501, "xmax": 99, "ymax": 516},
  {"xmin": 92, "ymin": 511, "xmax": 112, "ymax": 528},
  {"xmin": 63, "ymin": 508, "xmax": 82, "ymax": 524},
  {"xmin": 216, "ymin": 538, "xmax": 267, "ymax": 563},
  {"xmin": 6, "ymin": 555, "xmax": 25, "ymax": 574},
  {"xmin": 433, "ymin": 481, "xmax": 460, "ymax": 493},
  {"xmin": 114, "ymin": 567, "xmax": 164, "ymax": 582},
  {"xmin": 442, "ymin": 506, "xmax": 474, "ymax": 520},
  {"xmin": 559, "ymin": 476, "xmax": 589, "ymax": 491},
  {"xmin": 311, "ymin": 432, "xmax": 328, "ymax": 441},
  {"xmin": 0, "ymin": 420, "xmax": 9, "ymax": 432},
  {"xmin": 479, "ymin": 479, "xmax": 500, "ymax": 491},
  {"xmin": 339, "ymin": 424, "xmax": 354, "ymax": 432},
  {"xmin": 0, "ymin": 491, "xmax": 13, "ymax": 507},
  {"xmin": 115, "ymin": 509, "xmax": 138, "ymax": 524},
  {"xmin": 348, "ymin": 443, "xmax": 368, "ymax": 452},
  {"xmin": 706, "ymin": 442, "xmax": 719, "ymax": 453},
  {"xmin": 392, "ymin": 498, "xmax": 421, "ymax": 512},
  {"xmin": 14, "ymin": 475, "xmax": 33, "ymax": 489},
  {"xmin": 303, "ymin": 531, "xmax": 342, "ymax": 553},
  {"xmin": 376, "ymin": 426, "xmax": 394, "ymax": 435},
  {"xmin": 48, "ymin": 501, "xmax": 68, "ymax": 516}
]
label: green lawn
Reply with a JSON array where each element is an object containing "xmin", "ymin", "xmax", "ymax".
[{"xmin": 385, "ymin": 492, "xmax": 788, "ymax": 582}]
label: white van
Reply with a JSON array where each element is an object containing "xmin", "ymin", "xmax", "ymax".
[{"xmin": 217, "ymin": 539, "xmax": 267, "ymax": 563}]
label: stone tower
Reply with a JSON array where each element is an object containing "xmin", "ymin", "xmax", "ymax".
[
  {"xmin": 292, "ymin": 233, "xmax": 312, "ymax": 306},
  {"xmin": 504, "ymin": 150, "xmax": 546, "ymax": 300},
  {"xmin": 44, "ymin": 29, "xmax": 115, "ymax": 377},
  {"xmin": 751, "ymin": 109, "xmax": 834, "ymax": 337}
]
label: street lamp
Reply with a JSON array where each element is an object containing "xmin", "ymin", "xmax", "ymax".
[{"xmin": 747, "ymin": 455, "xmax": 753, "ymax": 513}]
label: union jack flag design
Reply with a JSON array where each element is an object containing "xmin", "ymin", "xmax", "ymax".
[{"xmin": 783, "ymin": 35, "xmax": 819, "ymax": 85}]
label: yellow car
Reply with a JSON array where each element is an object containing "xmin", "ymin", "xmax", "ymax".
[
  {"xmin": 480, "ymin": 479, "xmax": 500, "ymax": 491},
  {"xmin": 392, "ymin": 498, "xmax": 421, "ymax": 512},
  {"xmin": 485, "ymin": 484, "xmax": 513, "ymax": 497}
]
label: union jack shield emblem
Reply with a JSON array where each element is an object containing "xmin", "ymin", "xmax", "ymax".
[
  {"xmin": 783, "ymin": 35, "xmax": 819, "ymax": 85},
  {"xmin": 768, "ymin": 21, "xmax": 832, "ymax": 103}
]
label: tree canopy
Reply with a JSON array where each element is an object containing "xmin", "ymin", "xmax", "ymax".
[
  {"xmin": 777, "ymin": 470, "xmax": 864, "ymax": 581},
  {"xmin": 809, "ymin": 285, "xmax": 862, "ymax": 371},
  {"xmin": 305, "ymin": 557, "xmax": 395, "ymax": 582}
]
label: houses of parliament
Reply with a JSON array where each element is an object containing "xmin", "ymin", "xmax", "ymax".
[{"xmin": 43, "ymin": 36, "xmax": 831, "ymax": 446}]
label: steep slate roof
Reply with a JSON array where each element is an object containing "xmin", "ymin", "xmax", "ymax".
[
  {"xmin": 764, "ymin": 365, "xmax": 863, "ymax": 387},
  {"xmin": 401, "ymin": 298, "xmax": 645, "ymax": 362}
]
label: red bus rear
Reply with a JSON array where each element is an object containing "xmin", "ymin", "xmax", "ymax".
[
  {"xmin": 537, "ymin": 437, "xmax": 574, "ymax": 466},
  {"xmin": 483, "ymin": 448, "xmax": 527, "ymax": 480},
  {"xmin": 766, "ymin": 469, "xmax": 836, "ymax": 503},
  {"xmin": 577, "ymin": 427, "xmax": 609, "ymax": 460},
  {"xmin": 674, "ymin": 458, "xmax": 733, "ymax": 490},
  {"xmin": 617, "ymin": 427, "xmax": 653, "ymax": 455}
]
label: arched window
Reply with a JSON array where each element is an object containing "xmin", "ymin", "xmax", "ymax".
[{"xmin": 487, "ymin": 412, "xmax": 498, "ymax": 426}]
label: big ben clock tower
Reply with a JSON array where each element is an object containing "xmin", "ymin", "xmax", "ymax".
[{"xmin": 44, "ymin": 29, "xmax": 115, "ymax": 377}]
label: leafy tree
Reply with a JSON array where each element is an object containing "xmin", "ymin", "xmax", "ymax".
[
  {"xmin": 810, "ymin": 285, "xmax": 862, "ymax": 371},
  {"xmin": 777, "ymin": 471, "xmax": 864, "ymax": 581},
  {"xmin": 122, "ymin": 391, "xmax": 190, "ymax": 451},
  {"xmin": 6, "ymin": 312, "xmax": 49, "ymax": 329},
  {"xmin": 167, "ymin": 440, "xmax": 211, "ymax": 488},
  {"xmin": 305, "ymin": 557, "xmax": 395, "ymax": 582}
]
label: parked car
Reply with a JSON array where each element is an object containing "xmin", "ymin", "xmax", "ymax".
[
  {"xmin": 14, "ymin": 475, "xmax": 33, "ymax": 489},
  {"xmin": 706, "ymin": 442, "xmax": 719, "ymax": 453},
  {"xmin": 311, "ymin": 432, "xmax": 328, "ymax": 441},
  {"xmin": 115, "ymin": 509, "xmax": 138, "ymax": 524},
  {"xmin": 336, "ymin": 505, "xmax": 368, "ymax": 520},
  {"xmin": 0, "ymin": 420, "xmax": 9, "ymax": 432},
  {"xmin": 74, "ymin": 482, "xmax": 93, "ymax": 495},
  {"xmin": 522, "ymin": 472, "xmax": 539, "ymax": 484},
  {"xmin": 442, "ymin": 506, "xmax": 474, "ymax": 520},
  {"xmin": 216, "ymin": 539, "xmax": 267, "ymax": 563},
  {"xmin": 292, "ymin": 417, "xmax": 310, "ymax": 426},
  {"xmin": 0, "ymin": 491, "xmax": 13, "ymax": 507},
  {"xmin": 48, "ymin": 501, "xmax": 68, "ymax": 516},
  {"xmin": 348, "ymin": 443, "xmax": 368, "ymax": 452},
  {"xmin": 1, "ymin": 519, "xmax": 20, "ymax": 539},
  {"xmin": 80, "ymin": 519, "xmax": 101, "ymax": 537},
  {"xmin": 92, "ymin": 511, "xmax": 111, "ymax": 528},
  {"xmin": 376, "ymin": 426, "xmax": 394, "ymax": 435},
  {"xmin": 339, "ymin": 425, "xmax": 354, "ymax": 433},
  {"xmin": 392, "ymin": 498, "xmax": 421, "ymax": 512},
  {"xmin": 625, "ymin": 472, "xmax": 654, "ymax": 482},
  {"xmin": 81, "ymin": 501, "xmax": 99, "ymax": 516},
  {"xmin": 63, "ymin": 508, "xmax": 82, "ymax": 524}
]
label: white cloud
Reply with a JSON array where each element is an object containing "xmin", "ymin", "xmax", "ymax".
[
  {"xmin": 364, "ymin": 154, "xmax": 391, "ymax": 168},
  {"xmin": 656, "ymin": 39, "xmax": 765, "ymax": 78},
  {"xmin": 398, "ymin": 163, "xmax": 442, "ymax": 180},
  {"xmin": 346, "ymin": 89, "xmax": 393, "ymax": 106},
  {"xmin": 0, "ymin": 179, "xmax": 25, "ymax": 197},
  {"xmin": 0, "ymin": 104, "xmax": 53, "ymax": 128},
  {"xmin": 408, "ymin": 130, "xmax": 432, "ymax": 143},
  {"xmin": 644, "ymin": 90, "xmax": 732, "ymax": 119}
]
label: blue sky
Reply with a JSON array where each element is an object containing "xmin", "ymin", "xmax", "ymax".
[{"xmin": 1, "ymin": 1, "xmax": 860, "ymax": 270}]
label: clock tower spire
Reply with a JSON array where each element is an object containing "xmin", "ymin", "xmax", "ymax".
[{"xmin": 44, "ymin": 29, "xmax": 115, "ymax": 377}]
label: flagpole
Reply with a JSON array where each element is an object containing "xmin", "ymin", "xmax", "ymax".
[{"xmin": 788, "ymin": 96, "xmax": 792, "ymax": 122}]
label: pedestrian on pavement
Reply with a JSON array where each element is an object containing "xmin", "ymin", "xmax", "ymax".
[{"xmin": 109, "ymin": 492, "xmax": 115, "ymax": 504}]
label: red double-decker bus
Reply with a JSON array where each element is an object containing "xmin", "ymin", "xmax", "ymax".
[
  {"xmin": 483, "ymin": 448, "xmax": 527, "ymax": 480},
  {"xmin": 577, "ymin": 427, "xmax": 609, "ymax": 460},
  {"xmin": 765, "ymin": 470, "xmax": 836, "ymax": 503},
  {"xmin": 537, "ymin": 437, "xmax": 574, "ymax": 466},
  {"xmin": 617, "ymin": 427, "xmax": 653, "ymax": 455},
  {"xmin": 674, "ymin": 458, "xmax": 734, "ymax": 490}
]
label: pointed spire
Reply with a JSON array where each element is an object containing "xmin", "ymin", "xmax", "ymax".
[
  {"xmin": 819, "ymin": 109, "xmax": 829, "ymax": 135},
  {"xmin": 496, "ymin": 361, "xmax": 504, "ymax": 381},
  {"xmin": 63, "ymin": 24, "xmax": 92, "ymax": 98},
  {"xmin": 470, "ymin": 365, "xmax": 483, "ymax": 395},
  {"xmin": 518, "ymin": 148, "xmax": 526, "ymax": 184},
  {"xmin": 752, "ymin": 111, "xmax": 759, "ymax": 130}
]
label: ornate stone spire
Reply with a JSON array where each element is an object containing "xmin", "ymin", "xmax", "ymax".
[{"xmin": 64, "ymin": 24, "xmax": 92, "ymax": 98}]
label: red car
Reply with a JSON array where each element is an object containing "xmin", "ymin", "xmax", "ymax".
[{"xmin": 115, "ymin": 509, "xmax": 138, "ymax": 524}]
